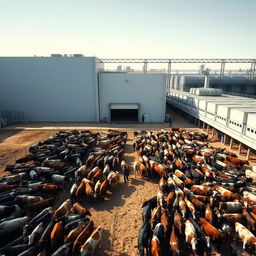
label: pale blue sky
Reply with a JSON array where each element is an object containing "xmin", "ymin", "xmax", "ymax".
[{"xmin": 0, "ymin": 0, "xmax": 255, "ymax": 59}]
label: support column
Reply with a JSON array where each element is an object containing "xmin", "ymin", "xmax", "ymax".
[
  {"xmin": 207, "ymin": 125, "xmax": 210, "ymax": 134},
  {"xmin": 219, "ymin": 61, "xmax": 226, "ymax": 88},
  {"xmin": 212, "ymin": 128, "xmax": 215, "ymax": 137},
  {"xmin": 216, "ymin": 130, "xmax": 219, "ymax": 140},
  {"xmin": 223, "ymin": 134, "xmax": 227, "ymax": 144},
  {"xmin": 246, "ymin": 148, "xmax": 251, "ymax": 160},
  {"xmin": 238, "ymin": 143, "xmax": 242, "ymax": 155},
  {"xmin": 203, "ymin": 122, "xmax": 206, "ymax": 130},
  {"xmin": 143, "ymin": 60, "xmax": 148, "ymax": 73},
  {"xmin": 230, "ymin": 138, "xmax": 233, "ymax": 149}
]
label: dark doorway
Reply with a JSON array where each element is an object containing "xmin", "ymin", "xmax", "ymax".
[{"xmin": 111, "ymin": 109, "xmax": 138, "ymax": 122}]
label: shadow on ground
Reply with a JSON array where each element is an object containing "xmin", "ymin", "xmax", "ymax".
[
  {"xmin": 0, "ymin": 129, "xmax": 23, "ymax": 143},
  {"xmin": 80, "ymin": 182, "xmax": 136, "ymax": 212}
]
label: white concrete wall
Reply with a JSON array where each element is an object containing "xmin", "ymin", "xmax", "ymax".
[
  {"xmin": 0, "ymin": 57, "xmax": 100, "ymax": 122},
  {"xmin": 99, "ymin": 73, "xmax": 166, "ymax": 122}
]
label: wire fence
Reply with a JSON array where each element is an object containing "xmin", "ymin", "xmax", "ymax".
[{"xmin": 0, "ymin": 110, "xmax": 25, "ymax": 127}]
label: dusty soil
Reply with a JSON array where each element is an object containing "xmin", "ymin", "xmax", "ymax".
[
  {"xmin": 86, "ymin": 133, "xmax": 160, "ymax": 256},
  {"xmin": 0, "ymin": 130, "xmax": 56, "ymax": 174},
  {"xmin": 0, "ymin": 124, "xmax": 255, "ymax": 255}
]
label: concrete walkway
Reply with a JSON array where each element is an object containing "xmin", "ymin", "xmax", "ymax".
[{"xmin": 1, "ymin": 105, "xmax": 196, "ymax": 131}]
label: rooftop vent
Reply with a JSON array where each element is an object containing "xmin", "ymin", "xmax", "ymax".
[
  {"xmin": 73, "ymin": 54, "xmax": 84, "ymax": 57},
  {"xmin": 51, "ymin": 54, "xmax": 63, "ymax": 57}
]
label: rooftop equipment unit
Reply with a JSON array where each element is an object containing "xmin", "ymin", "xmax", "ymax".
[
  {"xmin": 179, "ymin": 75, "xmax": 204, "ymax": 91},
  {"xmin": 73, "ymin": 54, "xmax": 84, "ymax": 57},
  {"xmin": 194, "ymin": 88, "xmax": 222, "ymax": 96},
  {"xmin": 51, "ymin": 54, "xmax": 63, "ymax": 57}
]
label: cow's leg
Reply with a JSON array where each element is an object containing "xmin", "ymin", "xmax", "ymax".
[
  {"xmin": 145, "ymin": 246, "xmax": 149, "ymax": 256},
  {"xmin": 92, "ymin": 246, "xmax": 96, "ymax": 256}
]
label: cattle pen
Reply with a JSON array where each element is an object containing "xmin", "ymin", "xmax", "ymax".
[{"xmin": 0, "ymin": 119, "xmax": 256, "ymax": 256}]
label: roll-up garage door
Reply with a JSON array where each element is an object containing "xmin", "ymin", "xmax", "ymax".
[{"xmin": 110, "ymin": 103, "xmax": 139, "ymax": 122}]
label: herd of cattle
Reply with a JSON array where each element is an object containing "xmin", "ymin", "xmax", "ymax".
[
  {"xmin": 0, "ymin": 129, "xmax": 127, "ymax": 256},
  {"xmin": 135, "ymin": 129, "xmax": 256, "ymax": 256}
]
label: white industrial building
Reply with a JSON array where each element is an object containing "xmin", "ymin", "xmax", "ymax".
[
  {"xmin": 99, "ymin": 73, "xmax": 166, "ymax": 122},
  {"xmin": 167, "ymin": 90, "xmax": 256, "ymax": 153},
  {"xmin": 0, "ymin": 57, "xmax": 166, "ymax": 123}
]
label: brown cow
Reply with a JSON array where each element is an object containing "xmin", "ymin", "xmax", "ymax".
[
  {"xmin": 248, "ymin": 205, "xmax": 256, "ymax": 214},
  {"xmin": 223, "ymin": 159, "xmax": 238, "ymax": 168},
  {"xmin": 193, "ymin": 195, "xmax": 210, "ymax": 204},
  {"xmin": 85, "ymin": 182, "xmax": 94, "ymax": 198},
  {"xmin": 54, "ymin": 199, "xmax": 72, "ymax": 218},
  {"xmin": 28, "ymin": 198, "xmax": 55, "ymax": 212},
  {"xmin": 190, "ymin": 197, "xmax": 206, "ymax": 211},
  {"xmin": 151, "ymin": 205, "xmax": 162, "ymax": 225},
  {"xmin": 150, "ymin": 161, "xmax": 167, "ymax": 177},
  {"xmin": 205, "ymin": 204, "xmax": 214, "ymax": 224},
  {"xmin": 37, "ymin": 184, "xmax": 62, "ymax": 194},
  {"xmin": 191, "ymin": 187, "xmax": 212, "ymax": 196},
  {"xmin": 226, "ymin": 155, "xmax": 249, "ymax": 166},
  {"xmin": 99, "ymin": 179, "xmax": 109, "ymax": 198},
  {"xmin": 192, "ymin": 155, "xmax": 206, "ymax": 164},
  {"xmin": 159, "ymin": 177, "xmax": 167, "ymax": 192},
  {"xmin": 88, "ymin": 167, "xmax": 100, "ymax": 180},
  {"xmin": 174, "ymin": 209, "xmax": 183, "ymax": 235},
  {"xmin": 80, "ymin": 225, "xmax": 103, "ymax": 256},
  {"xmin": 173, "ymin": 174, "xmax": 184, "ymax": 189},
  {"xmin": 73, "ymin": 221, "xmax": 94, "ymax": 251},
  {"xmin": 184, "ymin": 177, "xmax": 195, "ymax": 187},
  {"xmin": 151, "ymin": 234, "xmax": 161, "ymax": 256},
  {"xmin": 174, "ymin": 169, "xmax": 186, "ymax": 179},
  {"xmin": 157, "ymin": 191, "xmax": 164, "ymax": 207},
  {"xmin": 243, "ymin": 209, "xmax": 256, "ymax": 231},
  {"xmin": 250, "ymin": 211, "xmax": 256, "ymax": 221},
  {"xmin": 200, "ymin": 218, "xmax": 222, "ymax": 241},
  {"xmin": 92, "ymin": 169, "xmax": 103, "ymax": 182},
  {"xmin": 76, "ymin": 181, "xmax": 85, "ymax": 199},
  {"xmin": 161, "ymin": 209, "xmax": 170, "ymax": 234},
  {"xmin": 137, "ymin": 163, "xmax": 148, "ymax": 178},
  {"xmin": 178, "ymin": 197, "xmax": 186, "ymax": 218},
  {"xmin": 73, "ymin": 202, "xmax": 91, "ymax": 216},
  {"xmin": 166, "ymin": 191, "xmax": 176, "ymax": 210},
  {"xmin": 50, "ymin": 221, "xmax": 64, "ymax": 251},
  {"xmin": 174, "ymin": 159, "xmax": 185, "ymax": 170},
  {"xmin": 215, "ymin": 186, "xmax": 237, "ymax": 200},
  {"xmin": 185, "ymin": 197, "xmax": 196, "ymax": 218},
  {"xmin": 65, "ymin": 221, "xmax": 90, "ymax": 243},
  {"xmin": 108, "ymin": 172, "xmax": 120, "ymax": 191},
  {"xmin": 170, "ymin": 225, "xmax": 180, "ymax": 255},
  {"xmin": 223, "ymin": 213, "xmax": 244, "ymax": 226}
]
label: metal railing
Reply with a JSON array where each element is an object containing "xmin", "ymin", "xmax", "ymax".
[{"xmin": 103, "ymin": 69, "xmax": 252, "ymax": 76}]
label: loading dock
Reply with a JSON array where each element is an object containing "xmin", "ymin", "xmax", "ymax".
[
  {"xmin": 110, "ymin": 103, "xmax": 139, "ymax": 122},
  {"xmin": 99, "ymin": 73, "xmax": 166, "ymax": 123}
]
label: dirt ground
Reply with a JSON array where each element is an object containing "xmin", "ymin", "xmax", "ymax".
[
  {"xmin": 0, "ymin": 119, "xmax": 255, "ymax": 255},
  {"xmin": 0, "ymin": 130, "xmax": 56, "ymax": 173},
  {"xmin": 0, "ymin": 128, "xmax": 159, "ymax": 255}
]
